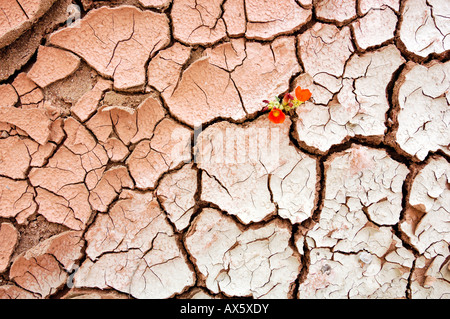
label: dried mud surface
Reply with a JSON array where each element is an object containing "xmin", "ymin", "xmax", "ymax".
[{"xmin": 0, "ymin": 0, "xmax": 449, "ymax": 299}]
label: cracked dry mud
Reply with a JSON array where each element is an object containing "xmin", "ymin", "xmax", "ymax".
[{"xmin": 0, "ymin": 0, "xmax": 449, "ymax": 300}]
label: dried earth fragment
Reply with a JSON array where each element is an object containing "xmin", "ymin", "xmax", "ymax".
[
  {"xmin": 222, "ymin": 0, "xmax": 246, "ymax": 36},
  {"xmin": 87, "ymin": 166, "xmax": 134, "ymax": 212},
  {"xmin": 71, "ymin": 77, "xmax": 112, "ymax": 122},
  {"xmin": 101, "ymin": 137, "xmax": 129, "ymax": 162},
  {"xmin": 30, "ymin": 117, "xmax": 108, "ymax": 192},
  {"xmin": 296, "ymin": 145, "xmax": 414, "ymax": 297},
  {"xmin": 244, "ymin": 0, "xmax": 312, "ymax": 40},
  {"xmin": 12, "ymin": 72, "xmax": 38, "ymax": 97},
  {"xmin": 49, "ymin": 6, "xmax": 171, "ymax": 91},
  {"xmin": 230, "ymin": 36, "xmax": 301, "ymax": 115},
  {"xmin": 196, "ymin": 115, "xmax": 317, "ymax": 224},
  {"xmin": 0, "ymin": 84, "xmax": 18, "ymax": 106},
  {"xmin": 399, "ymin": 0, "xmax": 450, "ymax": 58},
  {"xmin": 0, "ymin": 129, "xmax": 54, "ymax": 175},
  {"xmin": 156, "ymin": 164, "xmax": 198, "ymax": 231},
  {"xmin": 1, "ymin": 0, "xmax": 449, "ymax": 301},
  {"xmin": 337, "ymin": 45, "xmax": 404, "ymax": 136},
  {"xmin": 410, "ymin": 255, "xmax": 450, "ymax": 298},
  {"xmin": 74, "ymin": 190, "xmax": 195, "ymax": 298},
  {"xmin": 0, "ymin": 176, "xmax": 37, "ymax": 224},
  {"xmin": 0, "ymin": 0, "xmax": 58, "ymax": 49},
  {"xmin": 181, "ymin": 287, "xmax": 219, "ymax": 299},
  {"xmin": 166, "ymin": 36, "xmax": 299, "ymax": 127},
  {"xmin": 0, "ymin": 106, "xmax": 52, "ymax": 145},
  {"xmin": 322, "ymin": 145, "xmax": 409, "ymax": 226},
  {"xmin": 393, "ymin": 61, "xmax": 450, "ymax": 160},
  {"xmin": 186, "ymin": 208, "xmax": 301, "ymax": 298},
  {"xmin": 163, "ymin": 56, "xmax": 246, "ymax": 127},
  {"xmin": 138, "ymin": 0, "xmax": 172, "ymax": 9},
  {"xmin": 44, "ymin": 62, "xmax": 98, "ymax": 107},
  {"xmin": 295, "ymin": 45, "xmax": 405, "ymax": 152},
  {"xmin": 352, "ymin": 5, "xmax": 398, "ymax": 49},
  {"xmin": 27, "ymin": 45, "xmax": 80, "ymax": 88},
  {"xmin": 297, "ymin": 145, "xmax": 409, "ymax": 258},
  {"xmin": 297, "ymin": 23, "xmax": 353, "ymax": 93},
  {"xmin": 84, "ymin": 191, "xmax": 169, "ymax": 259},
  {"xmin": 29, "ymin": 117, "xmax": 110, "ymax": 230},
  {"xmin": 203, "ymin": 38, "xmax": 246, "ymax": 72},
  {"xmin": 127, "ymin": 118, "xmax": 192, "ymax": 189},
  {"xmin": 13, "ymin": 215, "xmax": 69, "ymax": 258},
  {"xmin": 297, "ymin": 247, "xmax": 414, "ymax": 298},
  {"xmin": 171, "ymin": 0, "xmax": 227, "ymax": 45},
  {"xmin": 0, "ymin": 136, "xmax": 35, "ymax": 179},
  {"xmin": 147, "ymin": 42, "xmax": 191, "ymax": 96},
  {"xmin": 101, "ymin": 91, "xmax": 150, "ymax": 108},
  {"xmin": 315, "ymin": 0, "xmax": 357, "ymax": 24},
  {"xmin": 29, "ymin": 145, "xmax": 86, "ymax": 193},
  {"xmin": 86, "ymin": 96, "xmax": 165, "ymax": 145},
  {"xmin": 0, "ymin": 285, "xmax": 38, "ymax": 299},
  {"xmin": 62, "ymin": 288, "xmax": 130, "ymax": 299},
  {"xmin": 34, "ymin": 184, "xmax": 91, "ymax": 231},
  {"xmin": 0, "ymin": 223, "xmax": 19, "ymax": 273},
  {"xmin": 0, "ymin": 0, "xmax": 72, "ymax": 82}
]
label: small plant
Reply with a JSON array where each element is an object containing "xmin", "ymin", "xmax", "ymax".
[{"xmin": 263, "ymin": 86, "xmax": 312, "ymax": 124}]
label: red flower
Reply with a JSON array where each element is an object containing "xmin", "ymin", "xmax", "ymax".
[
  {"xmin": 295, "ymin": 86, "xmax": 312, "ymax": 102},
  {"xmin": 268, "ymin": 108, "xmax": 285, "ymax": 124},
  {"xmin": 283, "ymin": 93, "xmax": 294, "ymax": 104}
]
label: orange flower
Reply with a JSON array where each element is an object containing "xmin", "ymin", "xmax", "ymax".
[
  {"xmin": 268, "ymin": 108, "xmax": 285, "ymax": 124},
  {"xmin": 295, "ymin": 86, "xmax": 312, "ymax": 102}
]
